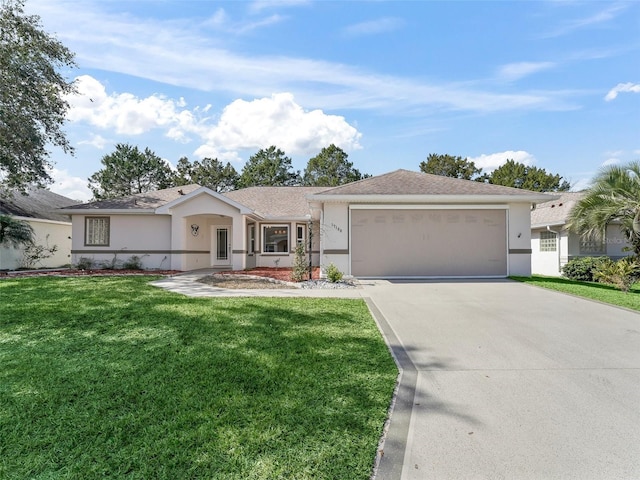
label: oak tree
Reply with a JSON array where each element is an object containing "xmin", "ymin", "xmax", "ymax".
[{"xmin": 0, "ymin": 0, "xmax": 76, "ymax": 191}]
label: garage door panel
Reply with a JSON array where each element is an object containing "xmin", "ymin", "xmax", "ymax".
[{"xmin": 351, "ymin": 209, "xmax": 507, "ymax": 277}]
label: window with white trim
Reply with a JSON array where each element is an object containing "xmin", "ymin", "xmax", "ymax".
[
  {"xmin": 85, "ymin": 217, "xmax": 110, "ymax": 246},
  {"xmin": 539, "ymin": 231, "xmax": 557, "ymax": 252},
  {"xmin": 263, "ymin": 225, "xmax": 288, "ymax": 253},
  {"xmin": 296, "ymin": 224, "xmax": 306, "ymax": 247}
]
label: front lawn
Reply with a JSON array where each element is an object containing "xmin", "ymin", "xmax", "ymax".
[
  {"xmin": 0, "ymin": 276, "xmax": 397, "ymax": 479},
  {"xmin": 511, "ymin": 275, "xmax": 640, "ymax": 311}
]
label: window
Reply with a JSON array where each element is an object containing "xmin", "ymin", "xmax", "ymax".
[
  {"xmin": 580, "ymin": 236, "xmax": 605, "ymax": 254},
  {"xmin": 85, "ymin": 217, "xmax": 110, "ymax": 246},
  {"xmin": 296, "ymin": 224, "xmax": 306, "ymax": 246},
  {"xmin": 248, "ymin": 224, "xmax": 255, "ymax": 253},
  {"xmin": 263, "ymin": 225, "xmax": 288, "ymax": 253},
  {"xmin": 539, "ymin": 231, "xmax": 557, "ymax": 252}
]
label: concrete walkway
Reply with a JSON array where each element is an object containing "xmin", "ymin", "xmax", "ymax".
[
  {"xmin": 151, "ymin": 272, "xmax": 640, "ymax": 479},
  {"xmin": 150, "ymin": 269, "xmax": 366, "ymax": 298}
]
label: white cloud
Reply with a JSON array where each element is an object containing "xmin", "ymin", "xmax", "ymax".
[
  {"xmin": 66, "ymin": 75, "xmax": 198, "ymax": 137},
  {"xmin": 497, "ymin": 62, "xmax": 556, "ymax": 82},
  {"xmin": 48, "ymin": 168, "xmax": 92, "ymax": 202},
  {"xmin": 467, "ymin": 150, "xmax": 536, "ymax": 172},
  {"xmin": 249, "ymin": 0, "xmax": 310, "ymax": 13},
  {"xmin": 78, "ymin": 133, "xmax": 109, "ymax": 149},
  {"xmin": 604, "ymin": 82, "xmax": 640, "ymax": 101},
  {"xmin": 601, "ymin": 158, "xmax": 620, "ymax": 167},
  {"xmin": 343, "ymin": 17, "xmax": 405, "ymax": 37},
  {"xmin": 543, "ymin": 3, "xmax": 628, "ymax": 37},
  {"xmin": 194, "ymin": 93, "xmax": 362, "ymax": 159}
]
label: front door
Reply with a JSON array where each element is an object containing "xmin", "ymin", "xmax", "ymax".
[{"xmin": 213, "ymin": 226, "xmax": 231, "ymax": 267}]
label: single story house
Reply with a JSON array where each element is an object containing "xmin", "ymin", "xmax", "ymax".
[
  {"xmin": 531, "ymin": 191, "xmax": 632, "ymax": 276},
  {"xmin": 0, "ymin": 188, "xmax": 77, "ymax": 270},
  {"xmin": 60, "ymin": 169, "xmax": 555, "ymax": 278}
]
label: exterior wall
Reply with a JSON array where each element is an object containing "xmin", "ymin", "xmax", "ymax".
[
  {"xmin": 567, "ymin": 224, "xmax": 631, "ymax": 260},
  {"xmin": 532, "ymin": 224, "xmax": 632, "ymax": 277},
  {"xmin": 531, "ymin": 228, "xmax": 568, "ymax": 276},
  {"xmin": 507, "ymin": 203, "xmax": 533, "ymax": 277},
  {"xmin": 319, "ymin": 203, "xmax": 350, "ymax": 275},
  {"xmin": 167, "ymin": 194, "xmax": 244, "ymax": 271},
  {"xmin": 71, "ymin": 214, "xmax": 172, "ymax": 270},
  {"xmin": 0, "ymin": 218, "xmax": 72, "ymax": 270}
]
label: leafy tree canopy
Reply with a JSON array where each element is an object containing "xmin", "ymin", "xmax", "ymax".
[
  {"xmin": 0, "ymin": 0, "xmax": 76, "ymax": 192},
  {"xmin": 567, "ymin": 161, "xmax": 640, "ymax": 255},
  {"xmin": 88, "ymin": 143, "xmax": 175, "ymax": 200},
  {"xmin": 0, "ymin": 214, "xmax": 34, "ymax": 247},
  {"xmin": 303, "ymin": 144, "xmax": 367, "ymax": 186},
  {"xmin": 419, "ymin": 153, "xmax": 482, "ymax": 180},
  {"xmin": 237, "ymin": 146, "xmax": 301, "ymax": 188},
  {"xmin": 175, "ymin": 157, "xmax": 239, "ymax": 192},
  {"xmin": 485, "ymin": 159, "xmax": 570, "ymax": 192}
]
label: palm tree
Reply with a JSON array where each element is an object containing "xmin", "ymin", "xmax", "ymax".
[
  {"xmin": 0, "ymin": 214, "xmax": 34, "ymax": 247},
  {"xmin": 567, "ymin": 161, "xmax": 640, "ymax": 255}
]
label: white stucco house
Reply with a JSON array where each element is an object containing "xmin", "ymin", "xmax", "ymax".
[
  {"xmin": 0, "ymin": 188, "xmax": 77, "ymax": 270},
  {"xmin": 531, "ymin": 192, "xmax": 632, "ymax": 276},
  {"xmin": 60, "ymin": 169, "xmax": 555, "ymax": 278}
]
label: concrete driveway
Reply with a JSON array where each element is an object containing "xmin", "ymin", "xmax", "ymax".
[{"xmin": 365, "ymin": 279, "xmax": 640, "ymax": 480}]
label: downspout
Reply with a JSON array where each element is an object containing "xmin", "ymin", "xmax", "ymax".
[{"xmin": 547, "ymin": 225, "xmax": 561, "ymax": 275}]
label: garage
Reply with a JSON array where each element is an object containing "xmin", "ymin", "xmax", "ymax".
[{"xmin": 350, "ymin": 208, "xmax": 507, "ymax": 277}]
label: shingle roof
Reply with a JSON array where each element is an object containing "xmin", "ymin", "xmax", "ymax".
[
  {"xmin": 223, "ymin": 187, "xmax": 327, "ymax": 218},
  {"xmin": 0, "ymin": 188, "xmax": 78, "ymax": 222},
  {"xmin": 531, "ymin": 191, "xmax": 584, "ymax": 227},
  {"xmin": 315, "ymin": 169, "xmax": 555, "ymax": 197},
  {"xmin": 62, "ymin": 184, "xmax": 202, "ymax": 210}
]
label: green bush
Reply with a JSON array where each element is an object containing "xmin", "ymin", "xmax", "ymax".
[
  {"xmin": 562, "ymin": 256, "xmax": 607, "ymax": 282},
  {"xmin": 75, "ymin": 257, "xmax": 94, "ymax": 270},
  {"xmin": 290, "ymin": 243, "xmax": 308, "ymax": 282},
  {"xmin": 122, "ymin": 255, "xmax": 146, "ymax": 270},
  {"xmin": 325, "ymin": 263, "xmax": 343, "ymax": 283},
  {"xmin": 594, "ymin": 257, "xmax": 639, "ymax": 293}
]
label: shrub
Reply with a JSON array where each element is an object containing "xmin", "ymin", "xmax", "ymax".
[
  {"xmin": 20, "ymin": 243, "xmax": 58, "ymax": 269},
  {"xmin": 75, "ymin": 257, "xmax": 94, "ymax": 270},
  {"xmin": 562, "ymin": 256, "xmax": 607, "ymax": 282},
  {"xmin": 325, "ymin": 263, "xmax": 343, "ymax": 283},
  {"xmin": 122, "ymin": 255, "xmax": 146, "ymax": 270},
  {"xmin": 594, "ymin": 257, "xmax": 639, "ymax": 293},
  {"xmin": 290, "ymin": 243, "xmax": 308, "ymax": 282}
]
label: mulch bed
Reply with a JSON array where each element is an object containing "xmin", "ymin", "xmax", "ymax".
[{"xmin": 0, "ymin": 269, "xmax": 180, "ymax": 278}]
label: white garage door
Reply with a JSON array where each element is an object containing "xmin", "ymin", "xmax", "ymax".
[{"xmin": 351, "ymin": 209, "xmax": 507, "ymax": 277}]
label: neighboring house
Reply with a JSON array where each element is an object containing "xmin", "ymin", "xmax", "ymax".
[
  {"xmin": 531, "ymin": 192, "xmax": 632, "ymax": 276},
  {"xmin": 60, "ymin": 169, "xmax": 554, "ymax": 277},
  {"xmin": 0, "ymin": 189, "xmax": 78, "ymax": 270}
]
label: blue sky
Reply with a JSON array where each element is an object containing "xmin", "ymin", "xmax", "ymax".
[{"xmin": 28, "ymin": 0, "xmax": 639, "ymax": 201}]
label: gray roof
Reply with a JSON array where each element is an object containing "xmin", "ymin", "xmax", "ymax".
[
  {"xmin": 0, "ymin": 188, "xmax": 78, "ymax": 222},
  {"xmin": 62, "ymin": 184, "xmax": 202, "ymax": 210},
  {"xmin": 224, "ymin": 187, "xmax": 327, "ymax": 218},
  {"xmin": 314, "ymin": 169, "xmax": 555, "ymax": 197},
  {"xmin": 531, "ymin": 191, "xmax": 584, "ymax": 228}
]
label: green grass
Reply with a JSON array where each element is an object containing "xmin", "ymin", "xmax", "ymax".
[
  {"xmin": 511, "ymin": 275, "xmax": 640, "ymax": 311},
  {"xmin": 0, "ymin": 276, "xmax": 397, "ymax": 479}
]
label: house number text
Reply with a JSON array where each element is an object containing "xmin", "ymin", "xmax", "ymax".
[{"xmin": 331, "ymin": 223, "xmax": 343, "ymax": 233}]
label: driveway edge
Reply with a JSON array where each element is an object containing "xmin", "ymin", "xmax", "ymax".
[{"xmin": 366, "ymin": 297, "xmax": 417, "ymax": 480}]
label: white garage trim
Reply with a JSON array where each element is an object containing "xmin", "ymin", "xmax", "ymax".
[{"xmin": 349, "ymin": 205, "xmax": 509, "ymax": 278}]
